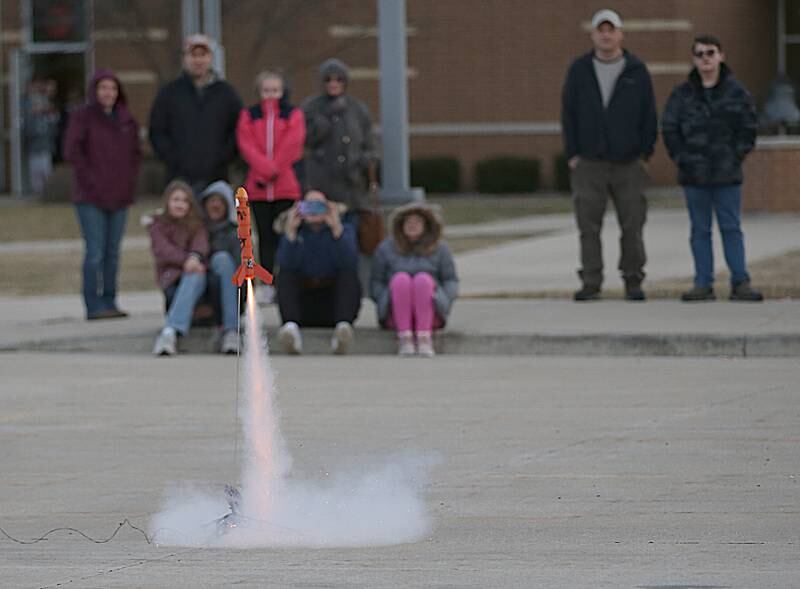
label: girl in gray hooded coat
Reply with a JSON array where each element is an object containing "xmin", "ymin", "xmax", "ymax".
[
  {"xmin": 199, "ymin": 180, "xmax": 241, "ymax": 354},
  {"xmin": 370, "ymin": 203, "xmax": 458, "ymax": 357}
]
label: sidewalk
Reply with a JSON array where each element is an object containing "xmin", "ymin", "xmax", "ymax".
[
  {"xmin": 454, "ymin": 209, "xmax": 800, "ymax": 295},
  {"xmin": 1, "ymin": 293, "xmax": 798, "ymax": 357},
  {"xmin": 0, "ymin": 209, "xmax": 798, "ymax": 357}
]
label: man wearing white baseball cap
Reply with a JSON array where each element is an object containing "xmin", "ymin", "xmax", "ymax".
[
  {"xmin": 561, "ymin": 9, "xmax": 657, "ymax": 302},
  {"xmin": 149, "ymin": 34, "xmax": 242, "ymax": 194},
  {"xmin": 591, "ymin": 8, "xmax": 623, "ymax": 29}
]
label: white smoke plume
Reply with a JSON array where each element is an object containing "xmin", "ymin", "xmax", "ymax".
[{"xmin": 150, "ymin": 282, "xmax": 436, "ymax": 547}]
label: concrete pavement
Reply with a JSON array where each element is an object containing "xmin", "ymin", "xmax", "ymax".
[
  {"xmin": 454, "ymin": 209, "xmax": 800, "ymax": 296},
  {"xmin": 2, "ymin": 294, "xmax": 799, "ymax": 357},
  {"xmin": 2, "ymin": 204, "xmax": 799, "ymax": 587},
  {"xmin": 1, "ymin": 353, "xmax": 798, "ymax": 588}
]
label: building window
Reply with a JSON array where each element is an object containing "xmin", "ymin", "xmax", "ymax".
[{"xmin": 31, "ymin": 0, "xmax": 87, "ymax": 44}]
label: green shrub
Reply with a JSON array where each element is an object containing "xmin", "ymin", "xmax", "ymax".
[
  {"xmin": 410, "ymin": 157, "xmax": 461, "ymax": 193},
  {"xmin": 474, "ymin": 156, "xmax": 540, "ymax": 193},
  {"xmin": 554, "ymin": 153, "xmax": 571, "ymax": 193}
]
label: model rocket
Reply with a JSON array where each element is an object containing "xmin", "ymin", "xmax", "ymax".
[{"xmin": 232, "ymin": 187, "xmax": 273, "ymax": 286}]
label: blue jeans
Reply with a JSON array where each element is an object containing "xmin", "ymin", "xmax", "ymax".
[
  {"xmin": 165, "ymin": 272, "xmax": 207, "ymax": 335},
  {"xmin": 209, "ymin": 251, "xmax": 239, "ymax": 331},
  {"xmin": 74, "ymin": 203, "xmax": 128, "ymax": 317},
  {"xmin": 683, "ymin": 185, "xmax": 750, "ymax": 287}
]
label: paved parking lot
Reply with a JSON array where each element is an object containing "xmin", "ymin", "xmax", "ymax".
[{"xmin": 1, "ymin": 352, "xmax": 798, "ymax": 588}]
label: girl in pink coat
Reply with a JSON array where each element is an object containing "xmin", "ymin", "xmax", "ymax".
[{"xmin": 236, "ymin": 70, "xmax": 306, "ymax": 303}]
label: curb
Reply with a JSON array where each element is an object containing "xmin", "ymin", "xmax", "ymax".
[{"xmin": 3, "ymin": 327, "xmax": 799, "ymax": 357}]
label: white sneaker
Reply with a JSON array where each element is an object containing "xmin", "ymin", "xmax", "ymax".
[
  {"xmin": 278, "ymin": 321, "xmax": 302, "ymax": 355},
  {"xmin": 416, "ymin": 331, "xmax": 435, "ymax": 358},
  {"xmin": 331, "ymin": 321, "xmax": 354, "ymax": 355},
  {"xmin": 256, "ymin": 285, "xmax": 276, "ymax": 305},
  {"xmin": 220, "ymin": 329, "xmax": 239, "ymax": 354},
  {"xmin": 153, "ymin": 327, "xmax": 177, "ymax": 356},
  {"xmin": 397, "ymin": 331, "xmax": 415, "ymax": 356}
]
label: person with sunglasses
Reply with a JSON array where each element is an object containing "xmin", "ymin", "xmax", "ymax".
[
  {"xmin": 301, "ymin": 58, "xmax": 377, "ymax": 222},
  {"xmin": 561, "ymin": 9, "xmax": 657, "ymax": 302},
  {"xmin": 662, "ymin": 35, "xmax": 763, "ymax": 302}
]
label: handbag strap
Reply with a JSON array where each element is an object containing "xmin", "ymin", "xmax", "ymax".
[{"xmin": 367, "ymin": 161, "xmax": 381, "ymax": 211}]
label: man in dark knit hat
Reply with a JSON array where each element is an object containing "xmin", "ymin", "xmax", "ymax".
[{"xmin": 301, "ymin": 58, "xmax": 377, "ymax": 219}]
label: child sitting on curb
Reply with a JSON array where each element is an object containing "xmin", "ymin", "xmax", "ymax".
[
  {"xmin": 148, "ymin": 180, "xmax": 210, "ymax": 356},
  {"xmin": 199, "ymin": 180, "xmax": 242, "ymax": 354},
  {"xmin": 274, "ymin": 190, "xmax": 361, "ymax": 355},
  {"xmin": 370, "ymin": 203, "xmax": 459, "ymax": 357}
]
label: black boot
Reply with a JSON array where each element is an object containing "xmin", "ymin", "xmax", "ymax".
[
  {"xmin": 624, "ymin": 279, "xmax": 646, "ymax": 301},
  {"xmin": 680, "ymin": 285, "xmax": 716, "ymax": 302},
  {"xmin": 573, "ymin": 285, "xmax": 601, "ymax": 301},
  {"xmin": 730, "ymin": 281, "xmax": 764, "ymax": 302}
]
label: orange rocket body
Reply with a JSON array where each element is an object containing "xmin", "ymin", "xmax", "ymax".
[{"xmin": 232, "ymin": 188, "xmax": 273, "ymax": 286}]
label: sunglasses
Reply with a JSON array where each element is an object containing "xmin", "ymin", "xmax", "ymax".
[{"xmin": 693, "ymin": 48, "xmax": 718, "ymax": 59}]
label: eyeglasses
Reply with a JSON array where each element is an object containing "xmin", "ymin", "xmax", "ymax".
[{"xmin": 693, "ymin": 48, "xmax": 717, "ymax": 59}]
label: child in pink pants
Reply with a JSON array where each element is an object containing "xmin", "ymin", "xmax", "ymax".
[
  {"xmin": 386, "ymin": 272, "xmax": 445, "ymax": 354},
  {"xmin": 370, "ymin": 203, "xmax": 459, "ymax": 357}
]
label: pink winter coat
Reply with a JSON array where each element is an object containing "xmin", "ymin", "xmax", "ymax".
[{"xmin": 236, "ymin": 98, "xmax": 305, "ymax": 202}]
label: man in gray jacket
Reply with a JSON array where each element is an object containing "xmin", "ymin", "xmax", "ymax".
[{"xmin": 302, "ymin": 59, "xmax": 378, "ymax": 217}]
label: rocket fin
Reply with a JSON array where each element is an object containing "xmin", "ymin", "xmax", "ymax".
[
  {"xmin": 232, "ymin": 264, "xmax": 246, "ymax": 287},
  {"xmin": 253, "ymin": 264, "xmax": 274, "ymax": 285}
]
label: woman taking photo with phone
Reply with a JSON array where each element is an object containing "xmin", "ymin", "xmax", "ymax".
[
  {"xmin": 273, "ymin": 190, "xmax": 361, "ymax": 355},
  {"xmin": 236, "ymin": 69, "xmax": 306, "ymax": 304}
]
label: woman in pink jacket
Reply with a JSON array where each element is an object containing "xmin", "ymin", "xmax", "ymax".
[{"xmin": 236, "ymin": 70, "xmax": 306, "ymax": 303}]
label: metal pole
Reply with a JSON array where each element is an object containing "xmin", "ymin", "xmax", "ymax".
[
  {"xmin": 202, "ymin": 0, "xmax": 220, "ymax": 42},
  {"xmin": 202, "ymin": 0, "xmax": 225, "ymax": 78},
  {"xmin": 0, "ymin": 0, "xmax": 6, "ymax": 191},
  {"xmin": 181, "ymin": 0, "xmax": 201, "ymax": 39},
  {"xmin": 377, "ymin": 0, "xmax": 423, "ymax": 203},
  {"xmin": 9, "ymin": 49, "xmax": 24, "ymax": 196},
  {"xmin": 778, "ymin": 0, "xmax": 786, "ymax": 74}
]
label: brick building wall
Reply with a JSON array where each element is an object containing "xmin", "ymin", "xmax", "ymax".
[
  {"xmin": 743, "ymin": 140, "xmax": 800, "ymax": 212},
  {"xmin": 0, "ymin": 0, "xmax": 780, "ymax": 193}
]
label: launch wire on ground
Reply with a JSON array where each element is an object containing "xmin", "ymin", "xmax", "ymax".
[{"xmin": 0, "ymin": 519, "xmax": 154, "ymax": 545}]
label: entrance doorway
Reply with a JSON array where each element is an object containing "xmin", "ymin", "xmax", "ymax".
[
  {"xmin": 10, "ymin": 49, "xmax": 87, "ymax": 195},
  {"xmin": 30, "ymin": 52, "xmax": 87, "ymax": 162},
  {"xmin": 8, "ymin": 0, "xmax": 91, "ymax": 196}
]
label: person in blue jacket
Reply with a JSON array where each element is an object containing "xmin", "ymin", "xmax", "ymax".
[{"xmin": 275, "ymin": 190, "xmax": 361, "ymax": 355}]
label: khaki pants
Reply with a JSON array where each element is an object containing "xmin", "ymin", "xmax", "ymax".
[{"xmin": 570, "ymin": 159, "xmax": 649, "ymax": 289}]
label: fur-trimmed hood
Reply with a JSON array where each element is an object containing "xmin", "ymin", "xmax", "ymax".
[{"xmin": 390, "ymin": 202, "xmax": 443, "ymax": 256}]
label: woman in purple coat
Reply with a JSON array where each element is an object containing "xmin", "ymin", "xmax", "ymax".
[{"xmin": 64, "ymin": 69, "xmax": 141, "ymax": 320}]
